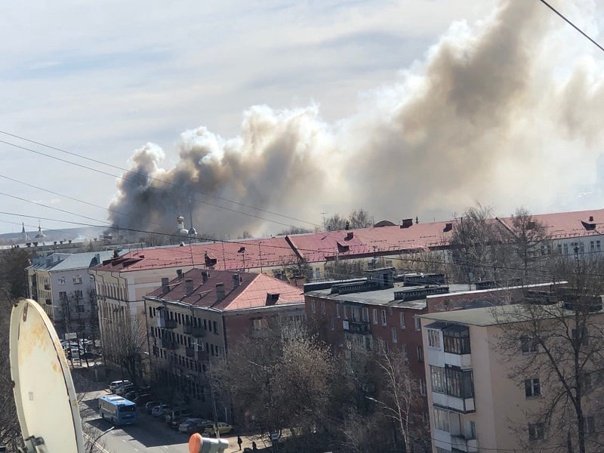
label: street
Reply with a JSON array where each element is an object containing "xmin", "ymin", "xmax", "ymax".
[{"xmin": 76, "ymin": 373, "xmax": 268, "ymax": 453}]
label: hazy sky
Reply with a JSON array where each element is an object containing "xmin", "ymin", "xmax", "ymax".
[{"xmin": 1, "ymin": 0, "xmax": 603, "ymax": 237}]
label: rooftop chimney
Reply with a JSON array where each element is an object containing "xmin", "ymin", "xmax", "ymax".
[
  {"xmin": 202, "ymin": 271, "xmax": 209, "ymax": 283},
  {"xmin": 161, "ymin": 277, "xmax": 170, "ymax": 294},
  {"xmin": 345, "ymin": 231, "xmax": 354, "ymax": 241},
  {"xmin": 233, "ymin": 273, "xmax": 240, "ymax": 289},
  {"xmin": 216, "ymin": 283, "xmax": 225, "ymax": 302},
  {"xmin": 176, "ymin": 269, "xmax": 183, "ymax": 279},
  {"xmin": 443, "ymin": 222, "xmax": 453, "ymax": 233},
  {"xmin": 400, "ymin": 218, "xmax": 413, "ymax": 229},
  {"xmin": 589, "ymin": 215, "xmax": 594, "ymax": 222},
  {"xmin": 266, "ymin": 293, "xmax": 280, "ymax": 306},
  {"xmin": 185, "ymin": 278, "xmax": 194, "ymax": 295}
]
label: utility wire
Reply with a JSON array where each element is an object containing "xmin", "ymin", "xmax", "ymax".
[
  {"xmin": 0, "ymin": 131, "xmax": 320, "ymax": 228},
  {"xmin": 539, "ymin": 0, "xmax": 604, "ymax": 53},
  {"xmin": 5, "ymin": 208, "xmax": 604, "ymax": 282}
]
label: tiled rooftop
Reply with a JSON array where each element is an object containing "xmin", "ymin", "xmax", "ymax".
[{"xmin": 146, "ymin": 268, "xmax": 303, "ymax": 311}]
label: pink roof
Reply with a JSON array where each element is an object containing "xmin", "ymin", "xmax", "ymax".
[
  {"xmin": 97, "ymin": 208, "xmax": 604, "ymax": 272},
  {"xmin": 147, "ymin": 268, "xmax": 303, "ymax": 311},
  {"xmin": 97, "ymin": 236, "xmax": 298, "ymax": 272}
]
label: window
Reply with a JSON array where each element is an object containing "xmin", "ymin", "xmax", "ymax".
[
  {"xmin": 591, "ymin": 241, "xmax": 595, "ymax": 252},
  {"xmin": 417, "ymin": 345, "xmax": 424, "ymax": 362},
  {"xmin": 597, "ymin": 240, "xmax": 601, "ymax": 252},
  {"xmin": 520, "ymin": 335, "xmax": 538, "ymax": 353},
  {"xmin": 414, "ymin": 316, "xmax": 421, "ymax": 331},
  {"xmin": 58, "ymin": 277, "xmax": 65, "ymax": 285},
  {"xmin": 563, "ymin": 243, "xmax": 568, "ymax": 255},
  {"xmin": 59, "ymin": 291, "xmax": 67, "ymax": 301},
  {"xmin": 573, "ymin": 326, "xmax": 589, "ymax": 346},
  {"xmin": 391, "ymin": 327, "xmax": 397, "ymax": 343},
  {"xmin": 362, "ymin": 307, "xmax": 369, "ymax": 322},
  {"xmin": 74, "ymin": 290, "xmax": 83, "ymax": 299},
  {"xmin": 430, "ymin": 366, "xmax": 474, "ymax": 398},
  {"xmin": 213, "ymin": 320, "xmax": 218, "ymax": 334},
  {"xmin": 443, "ymin": 326, "xmax": 470, "ymax": 354},
  {"xmin": 525, "ymin": 378, "xmax": 541, "ymax": 398},
  {"xmin": 419, "ymin": 379, "xmax": 427, "ymax": 396},
  {"xmin": 528, "ymin": 422, "xmax": 544, "ymax": 441},
  {"xmin": 399, "ymin": 312, "xmax": 406, "ymax": 329},
  {"xmin": 433, "ymin": 407, "xmax": 450, "ymax": 432},
  {"xmin": 427, "ymin": 329, "xmax": 441, "ymax": 348},
  {"xmin": 381, "ymin": 309, "xmax": 387, "ymax": 326},
  {"xmin": 585, "ymin": 416, "xmax": 595, "ymax": 435},
  {"xmin": 73, "ymin": 275, "xmax": 82, "ymax": 285},
  {"xmin": 76, "ymin": 305, "xmax": 85, "ymax": 313}
]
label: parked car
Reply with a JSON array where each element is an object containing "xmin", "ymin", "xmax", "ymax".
[
  {"xmin": 134, "ymin": 394, "xmax": 153, "ymax": 405},
  {"xmin": 124, "ymin": 390, "xmax": 137, "ymax": 401},
  {"xmin": 109, "ymin": 380, "xmax": 131, "ymax": 393},
  {"xmin": 145, "ymin": 401, "xmax": 161, "ymax": 414},
  {"xmin": 116, "ymin": 384, "xmax": 135, "ymax": 396},
  {"xmin": 151, "ymin": 404, "xmax": 171, "ymax": 417},
  {"xmin": 202, "ymin": 422, "xmax": 233, "ymax": 437},
  {"xmin": 164, "ymin": 408, "xmax": 191, "ymax": 424},
  {"xmin": 178, "ymin": 418, "xmax": 213, "ymax": 434}
]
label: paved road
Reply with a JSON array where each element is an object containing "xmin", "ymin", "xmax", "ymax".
[{"xmin": 78, "ymin": 389, "xmax": 266, "ymax": 453}]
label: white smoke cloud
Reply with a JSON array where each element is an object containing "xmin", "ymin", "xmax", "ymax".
[{"xmin": 110, "ymin": 0, "xmax": 604, "ymax": 237}]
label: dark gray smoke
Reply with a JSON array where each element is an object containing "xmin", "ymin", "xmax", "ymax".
[{"xmin": 110, "ymin": 0, "xmax": 604, "ymax": 237}]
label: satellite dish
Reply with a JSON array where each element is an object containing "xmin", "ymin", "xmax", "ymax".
[{"xmin": 9, "ymin": 299, "xmax": 85, "ymax": 453}]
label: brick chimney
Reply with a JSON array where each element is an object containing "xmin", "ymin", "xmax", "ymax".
[
  {"xmin": 232, "ymin": 273, "xmax": 240, "ymax": 289},
  {"xmin": 161, "ymin": 277, "xmax": 170, "ymax": 294},
  {"xmin": 185, "ymin": 278, "xmax": 194, "ymax": 295},
  {"xmin": 216, "ymin": 283, "xmax": 225, "ymax": 302}
]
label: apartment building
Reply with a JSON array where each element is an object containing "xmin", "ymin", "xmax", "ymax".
[
  {"xmin": 143, "ymin": 268, "xmax": 305, "ymax": 420},
  {"xmin": 420, "ymin": 303, "xmax": 604, "ymax": 453},
  {"xmin": 26, "ymin": 250, "xmax": 116, "ymax": 338}
]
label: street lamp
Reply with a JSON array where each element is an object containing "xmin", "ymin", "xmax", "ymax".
[{"xmin": 88, "ymin": 426, "xmax": 114, "ymax": 453}]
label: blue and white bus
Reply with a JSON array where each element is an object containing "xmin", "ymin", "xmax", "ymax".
[{"xmin": 98, "ymin": 395, "xmax": 137, "ymax": 426}]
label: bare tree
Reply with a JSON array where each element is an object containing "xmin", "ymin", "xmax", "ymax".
[
  {"xmin": 324, "ymin": 209, "xmax": 373, "ymax": 231},
  {"xmin": 449, "ymin": 205, "xmax": 502, "ymax": 284},
  {"xmin": 103, "ymin": 314, "xmax": 147, "ymax": 385},
  {"xmin": 495, "ymin": 256, "xmax": 604, "ymax": 453},
  {"xmin": 210, "ymin": 323, "xmax": 335, "ymax": 449},
  {"xmin": 375, "ymin": 348, "xmax": 429, "ymax": 452},
  {"xmin": 497, "ymin": 207, "xmax": 550, "ymax": 282}
]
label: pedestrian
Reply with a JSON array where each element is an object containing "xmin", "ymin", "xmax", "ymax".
[
  {"xmin": 237, "ymin": 436, "xmax": 243, "ymax": 450},
  {"xmin": 252, "ymin": 441, "xmax": 257, "ymax": 452}
]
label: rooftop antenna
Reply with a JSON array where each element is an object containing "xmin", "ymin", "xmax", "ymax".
[{"xmin": 9, "ymin": 299, "xmax": 85, "ymax": 452}]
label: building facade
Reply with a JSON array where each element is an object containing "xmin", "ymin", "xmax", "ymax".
[
  {"xmin": 26, "ymin": 251, "xmax": 115, "ymax": 339},
  {"xmin": 421, "ymin": 304, "xmax": 604, "ymax": 453},
  {"xmin": 143, "ymin": 268, "xmax": 305, "ymax": 420}
]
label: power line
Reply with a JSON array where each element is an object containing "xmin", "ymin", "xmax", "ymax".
[
  {"xmin": 539, "ymin": 0, "xmax": 604, "ymax": 53},
  {"xmin": 0, "ymin": 131, "xmax": 320, "ymax": 228}
]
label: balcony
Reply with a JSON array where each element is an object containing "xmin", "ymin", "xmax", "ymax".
[
  {"xmin": 183, "ymin": 323, "xmax": 193, "ymax": 335},
  {"xmin": 185, "ymin": 347, "xmax": 195, "ymax": 358},
  {"xmin": 161, "ymin": 338, "xmax": 178, "ymax": 350},
  {"xmin": 164, "ymin": 319, "xmax": 177, "ymax": 329},
  {"xmin": 191, "ymin": 326, "xmax": 206, "ymax": 338},
  {"xmin": 197, "ymin": 350, "xmax": 209, "ymax": 361},
  {"xmin": 444, "ymin": 352, "xmax": 472, "ymax": 369},
  {"xmin": 451, "ymin": 434, "xmax": 478, "ymax": 453},
  {"xmin": 432, "ymin": 392, "xmax": 475, "ymax": 413},
  {"xmin": 343, "ymin": 320, "xmax": 371, "ymax": 334}
]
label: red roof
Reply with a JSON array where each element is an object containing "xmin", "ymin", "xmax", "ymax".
[
  {"xmin": 97, "ymin": 208, "xmax": 604, "ymax": 272},
  {"xmin": 97, "ymin": 236, "xmax": 298, "ymax": 272},
  {"xmin": 147, "ymin": 268, "xmax": 303, "ymax": 311}
]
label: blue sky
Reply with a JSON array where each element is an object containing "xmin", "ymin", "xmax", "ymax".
[{"xmin": 1, "ymin": 0, "xmax": 603, "ymax": 237}]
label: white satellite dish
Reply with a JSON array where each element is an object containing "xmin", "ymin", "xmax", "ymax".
[{"xmin": 9, "ymin": 299, "xmax": 85, "ymax": 453}]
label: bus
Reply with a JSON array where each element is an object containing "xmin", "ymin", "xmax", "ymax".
[{"xmin": 98, "ymin": 395, "xmax": 137, "ymax": 426}]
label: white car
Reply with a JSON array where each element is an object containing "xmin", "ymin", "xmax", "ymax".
[
  {"xmin": 109, "ymin": 380, "xmax": 131, "ymax": 393},
  {"xmin": 151, "ymin": 404, "xmax": 171, "ymax": 417}
]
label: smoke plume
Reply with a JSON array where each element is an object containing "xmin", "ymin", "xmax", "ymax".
[{"xmin": 110, "ymin": 0, "xmax": 604, "ymax": 238}]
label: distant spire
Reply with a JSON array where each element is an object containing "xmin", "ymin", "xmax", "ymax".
[
  {"xmin": 21, "ymin": 222, "xmax": 28, "ymax": 241},
  {"xmin": 35, "ymin": 221, "xmax": 46, "ymax": 239}
]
